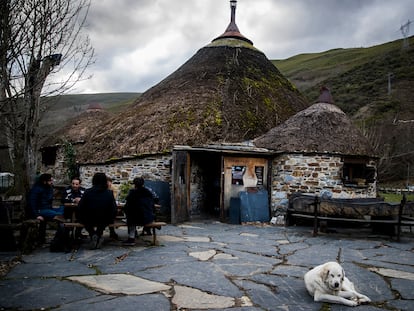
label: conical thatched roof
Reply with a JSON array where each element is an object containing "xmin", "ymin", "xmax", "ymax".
[
  {"xmin": 73, "ymin": 39, "xmax": 308, "ymax": 163},
  {"xmin": 253, "ymin": 102, "xmax": 375, "ymax": 156},
  {"xmin": 71, "ymin": 4, "xmax": 309, "ymax": 163},
  {"xmin": 42, "ymin": 109, "xmax": 110, "ymax": 147}
]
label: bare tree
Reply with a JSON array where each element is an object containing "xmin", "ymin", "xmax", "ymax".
[{"xmin": 0, "ymin": 0, "xmax": 94, "ymax": 194}]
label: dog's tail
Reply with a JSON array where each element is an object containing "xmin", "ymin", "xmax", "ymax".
[{"xmin": 336, "ymin": 247, "xmax": 342, "ymax": 263}]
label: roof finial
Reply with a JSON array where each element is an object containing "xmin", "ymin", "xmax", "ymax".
[
  {"xmin": 212, "ymin": 0, "xmax": 253, "ymax": 45},
  {"xmin": 226, "ymin": 0, "xmax": 239, "ymax": 33},
  {"xmin": 230, "ymin": 0, "xmax": 237, "ymax": 25},
  {"xmin": 318, "ymin": 86, "xmax": 334, "ymax": 104}
]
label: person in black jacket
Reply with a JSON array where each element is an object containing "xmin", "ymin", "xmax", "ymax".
[
  {"xmin": 123, "ymin": 177, "xmax": 157, "ymax": 245},
  {"xmin": 61, "ymin": 177, "xmax": 86, "ymax": 239},
  {"xmin": 76, "ymin": 172, "xmax": 117, "ymax": 249},
  {"xmin": 62, "ymin": 177, "xmax": 85, "ymax": 206}
]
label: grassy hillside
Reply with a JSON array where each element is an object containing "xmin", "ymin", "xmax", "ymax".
[
  {"xmin": 273, "ymin": 36, "xmax": 414, "ymax": 116},
  {"xmin": 39, "ymin": 92, "xmax": 140, "ymax": 136},
  {"xmin": 273, "ymin": 36, "xmax": 414, "ymax": 184},
  {"xmin": 272, "ymin": 37, "xmax": 410, "ymax": 94},
  {"xmin": 39, "ymin": 36, "xmax": 414, "ymax": 185}
]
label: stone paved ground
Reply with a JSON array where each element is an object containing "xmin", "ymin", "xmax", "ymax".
[{"xmin": 0, "ymin": 222, "xmax": 413, "ymax": 310}]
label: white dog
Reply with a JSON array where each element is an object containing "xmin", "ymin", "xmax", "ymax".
[{"xmin": 304, "ymin": 261, "xmax": 371, "ymax": 307}]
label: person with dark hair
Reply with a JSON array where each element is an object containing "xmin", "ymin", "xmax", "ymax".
[
  {"xmin": 27, "ymin": 173, "xmax": 65, "ymax": 243},
  {"xmin": 123, "ymin": 177, "xmax": 158, "ymax": 245},
  {"xmin": 62, "ymin": 177, "xmax": 86, "ymax": 239},
  {"xmin": 76, "ymin": 172, "xmax": 117, "ymax": 249},
  {"xmin": 28, "ymin": 173, "xmax": 64, "ymax": 220},
  {"xmin": 62, "ymin": 177, "xmax": 85, "ymax": 205}
]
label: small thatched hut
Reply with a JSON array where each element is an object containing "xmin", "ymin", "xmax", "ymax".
[
  {"xmin": 253, "ymin": 102, "xmax": 374, "ymax": 156},
  {"xmin": 254, "ymin": 87, "xmax": 377, "ymax": 217}
]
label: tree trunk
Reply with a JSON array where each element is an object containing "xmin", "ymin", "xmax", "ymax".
[{"xmin": 23, "ymin": 56, "xmax": 55, "ymax": 189}]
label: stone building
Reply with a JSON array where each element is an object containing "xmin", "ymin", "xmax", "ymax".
[
  {"xmin": 40, "ymin": 104, "xmax": 111, "ymax": 186},
  {"xmin": 40, "ymin": 0, "xmax": 308, "ymax": 223},
  {"xmin": 40, "ymin": 3, "xmax": 376, "ymax": 225},
  {"xmin": 253, "ymin": 87, "xmax": 377, "ymax": 218}
]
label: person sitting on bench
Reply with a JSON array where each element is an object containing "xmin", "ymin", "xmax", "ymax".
[
  {"xmin": 27, "ymin": 173, "xmax": 65, "ymax": 244},
  {"xmin": 76, "ymin": 172, "xmax": 117, "ymax": 249},
  {"xmin": 123, "ymin": 177, "xmax": 158, "ymax": 245},
  {"xmin": 62, "ymin": 176, "xmax": 86, "ymax": 239}
]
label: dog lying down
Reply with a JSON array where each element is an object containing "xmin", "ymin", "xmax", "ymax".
[{"xmin": 304, "ymin": 261, "xmax": 371, "ymax": 307}]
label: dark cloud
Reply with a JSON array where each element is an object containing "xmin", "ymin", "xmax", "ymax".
[{"xmin": 70, "ymin": 0, "xmax": 414, "ymax": 93}]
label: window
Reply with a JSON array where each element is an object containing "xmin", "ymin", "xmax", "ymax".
[
  {"xmin": 342, "ymin": 159, "xmax": 375, "ymax": 186},
  {"xmin": 179, "ymin": 164, "xmax": 186, "ymax": 184},
  {"xmin": 41, "ymin": 146, "xmax": 58, "ymax": 166}
]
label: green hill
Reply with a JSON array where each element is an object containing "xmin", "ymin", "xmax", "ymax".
[
  {"xmin": 273, "ymin": 36, "xmax": 414, "ymax": 185},
  {"xmin": 39, "ymin": 92, "xmax": 140, "ymax": 136},
  {"xmin": 40, "ymin": 36, "xmax": 414, "ymax": 185}
]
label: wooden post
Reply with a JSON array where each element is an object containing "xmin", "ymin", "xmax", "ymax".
[
  {"xmin": 397, "ymin": 194, "xmax": 406, "ymax": 242},
  {"xmin": 312, "ymin": 196, "xmax": 320, "ymax": 237}
]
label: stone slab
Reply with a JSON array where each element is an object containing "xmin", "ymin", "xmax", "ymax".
[{"xmin": 68, "ymin": 273, "xmax": 170, "ymax": 295}]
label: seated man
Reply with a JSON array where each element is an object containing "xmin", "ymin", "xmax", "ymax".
[
  {"xmin": 123, "ymin": 177, "xmax": 158, "ymax": 245},
  {"xmin": 27, "ymin": 173, "xmax": 64, "ymax": 243},
  {"xmin": 62, "ymin": 177, "xmax": 86, "ymax": 239},
  {"xmin": 76, "ymin": 172, "xmax": 117, "ymax": 249},
  {"xmin": 62, "ymin": 177, "xmax": 85, "ymax": 206}
]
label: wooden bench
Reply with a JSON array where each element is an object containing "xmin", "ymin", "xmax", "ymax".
[
  {"xmin": 63, "ymin": 221, "xmax": 167, "ymax": 245},
  {"xmin": 287, "ymin": 195, "xmax": 414, "ymax": 241},
  {"xmin": 141, "ymin": 222, "xmax": 167, "ymax": 245},
  {"xmin": 0, "ymin": 219, "xmax": 44, "ymax": 253}
]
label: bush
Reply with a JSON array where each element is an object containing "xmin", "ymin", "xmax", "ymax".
[{"xmin": 118, "ymin": 182, "xmax": 132, "ymax": 202}]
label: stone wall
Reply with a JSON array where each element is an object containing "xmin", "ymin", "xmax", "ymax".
[
  {"xmin": 41, "ymin": 148, "xmax": 378, "ymax": 224},
  {"xmin": 270, "ymin": 153, "xmax": 377, "ymax": 218},
  {"xmin": 40, "ymin": 147, "xmax": 67, "ymax": 186},
  {"xmin": 79, "ymin": 154, "xmax": 172, "ymax": 200}
]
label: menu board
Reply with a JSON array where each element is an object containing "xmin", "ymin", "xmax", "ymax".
[{"xmin": 255, "ymin": 166, "xmax": 264, "ymax": 185}]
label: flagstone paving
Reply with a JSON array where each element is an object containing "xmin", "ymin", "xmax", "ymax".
[{"xmin": 0, "ymin": 222, "xmax": 413, "ymax": 310}]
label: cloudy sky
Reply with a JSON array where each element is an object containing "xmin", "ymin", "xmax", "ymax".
[{"xmin": 69, "ymin": 0, "xmax": 414, "ymax": 94}]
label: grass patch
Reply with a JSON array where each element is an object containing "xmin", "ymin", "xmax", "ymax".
[{"xmin": 378, "ymin": 192, "xmax": 414, "ymax": 203}]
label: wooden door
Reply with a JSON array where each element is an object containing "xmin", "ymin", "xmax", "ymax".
[{"xmin": 171, "ymin": 151, "xmax": 190, "ymax": 224}]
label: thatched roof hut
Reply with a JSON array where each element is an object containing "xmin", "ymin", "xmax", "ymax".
[
  {"xmin": 70, "ymin": 2, "xmax": 309, "ymax": 163},
  {"xmin": 254, "ymin": 92, "xmax": 375, "ymax": 156},
  {"xmin": 42, "ymin": 109, "xmax": 110, "ymax": 146}
]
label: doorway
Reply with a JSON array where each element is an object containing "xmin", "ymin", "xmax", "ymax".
[
  {"xmin": 189, "ymin": 152, "xmax": 222, "ymax": 220},
  {"xmin": 171, "ymin": 147, "xmax": 271, "ymax": 224}
]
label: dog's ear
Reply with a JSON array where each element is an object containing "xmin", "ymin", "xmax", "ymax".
[{"xmin": 321, "ymin": 267, "xmax": 330, "ymax": 282}]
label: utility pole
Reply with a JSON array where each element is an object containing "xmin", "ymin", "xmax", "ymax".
[
  {"xmin": 388, "ymin": 73, "xmax": 393, "ymax": 95},
  {"xmin": 407, "ymin": 163, "xmax": 410, "ymax": 189},
  {"xmin": 400, "ymin": 20, "xmax": 412, "ymax": 48}
]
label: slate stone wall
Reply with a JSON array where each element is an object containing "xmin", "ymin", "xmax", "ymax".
[
  {"xmin": 270, "ymin": 153, "xmax": 377, "ymax": 220},
  {"xmin": 79, "ymin": 154, "xmax": 172, "ymax": 200}
]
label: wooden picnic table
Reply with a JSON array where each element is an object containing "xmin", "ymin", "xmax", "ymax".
[{"xmin": 63, "ymin": 203, "xmax": 165, "ymax": 245}]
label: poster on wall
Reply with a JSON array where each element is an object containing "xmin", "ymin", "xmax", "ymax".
[{"xmin": 232, "ymin": 166, "xmax": 245, "ymax": 185}]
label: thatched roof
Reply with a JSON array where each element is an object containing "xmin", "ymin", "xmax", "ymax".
[
  {"xmin": 72, "ymin": 36, "xmax": 308, "ymax": 163},
  {"xmin": 58, "ymin": 4, "xmax": 308, "ymax": 163},
  {"xmin": 253, "ymin": 102, "xmax": 376, "ymax": 156},
  {"xmin": 42, "ymin": 109, "xmax": 110, "ymax": 147}
]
